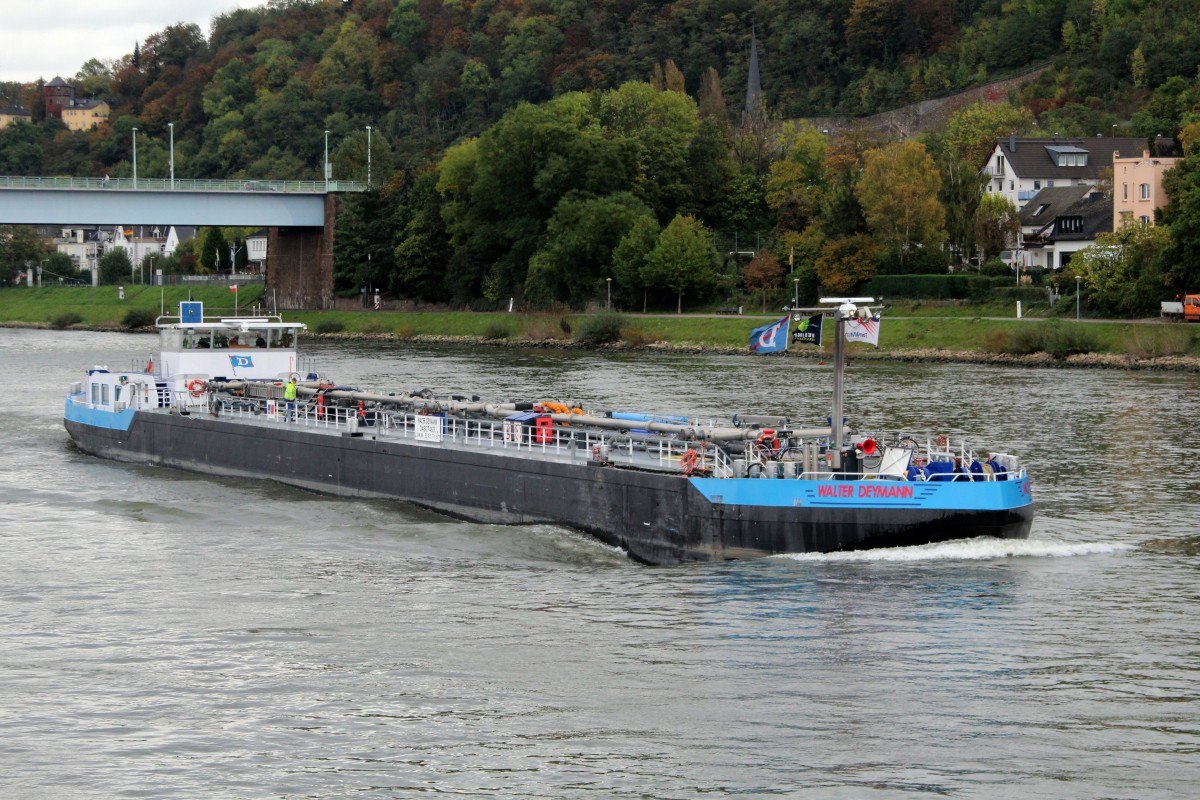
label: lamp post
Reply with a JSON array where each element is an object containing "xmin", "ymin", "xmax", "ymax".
[
  {"xmin": 168, "ymin": 123, "xmax": 174, "ymax": 189},
  {"xmin": 365, "ymin": 125, "xmax": 372, "ymax": 187},
  {"xmin": 324, "ymin": 129, "xmax": 330, "ymax": 190},
  {"xmin": 1076, "ymin": 276, "xmax": 1082, "ymax": 320},
  {"xmin": 606, "ymin": 277, "xmax": 611, "ymax": 310},
  {"xmin": 793, "ymin": 278, "xmax": 799, "ymax": 309},
  {"xmin": 131, "ymin": 127, "xmax": 138, "ymax": 189},
  {"xmin": 40, "ymin": 258, "xmax": 48, "ymax": 287},
  {"xmin": 1112, "ymin": 123, "xmax": 1117, "ymax": 137},
  {"xmin": 147, "ymin": 256, "xmax": 154, "ymax": 286}
]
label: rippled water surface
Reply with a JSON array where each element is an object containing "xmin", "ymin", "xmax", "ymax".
[{"xmin": 3, "ymin": 327, "xmax": 1200, "ymax": 798}]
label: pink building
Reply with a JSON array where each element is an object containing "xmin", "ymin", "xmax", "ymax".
[{"xmin": 1113, "ymin": 150, "xmax": 1178, "ymax": 228}]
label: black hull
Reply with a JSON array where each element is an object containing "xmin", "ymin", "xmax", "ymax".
[{"xmin": 65, "ymin": 413, "xmax": 1033, "ymax": 565}]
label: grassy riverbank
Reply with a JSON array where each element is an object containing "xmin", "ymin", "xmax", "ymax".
[{"xmin": 3, "ymin": 285, "xmax": 1199, "ymax": 364}]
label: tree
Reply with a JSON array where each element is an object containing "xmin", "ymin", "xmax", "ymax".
[
  {"xmin": 0, "ymin": 225, "xmax": 49, "ymax": 284},
  {"xmin": 741, "ymin": 252, "xmax": 784, "ymax": 311},
  {"xmin": 973, "ymin": 193, "xmax": 1021, "ymax": 265},
  {"xmin": 815, "ymin": 234, "xmax": 879, "ymax": 294},
  {"xmin": 856, "ymin": 140, "xmax": 946, "ymax": 269},
  {"xmin": 197, "ymin": 227, "xmax": 229, "ymax": 274},
  {"xmin": 1157, "ymin": 150, "xmax": 1200, "ymax": 292},
  {"xmin": 524, "ymin": 191, "xmax": 654, "ymax": 308},
  {"xmin": 1073, "ymin": 224, "xmax": 1170, "ymax": 315},
  {"xmin": 766, "ymin": 122, "xmax": 828, "ymax": 231},
  {"xmin": 98, "ymin": 248, "xmax": 133, "ymax": 285},
  {"xmin": 643, "ymin": 214, "xmax": 718, "ymax": 313},
  {"xmin": 943, "ymin": 101, "xmax": 1035, "ymax": 167},
  {"xmin": 612, "ymin": 214, "xmax": 660, "ymax": 312}
]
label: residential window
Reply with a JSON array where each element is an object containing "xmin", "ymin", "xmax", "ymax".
[
  {"xmin": 1139, "ymin": 215, "xmax": 1151, "ymax": 225},
  {"xmin": 1140, "ymin": 183, "xmax": 1150, "ymax": 200},
  {"xmin": 1122, "ymin": 183, "xmax": 1129, "ymax": 200},
  {"xmin": 1010, "ymin": 181, "xmax": 1014, "ymax": 190},
  {"xmin": 1033, "ymin": 180, "xmax": 1041, "ymax": 190},
  {"xmin": 1047, "ymin": 180, "xmax": 1055, "ymax": 187},
  {"xmin": 995, "ymin": 155, "xmax": 1005, "ymax": 175}
]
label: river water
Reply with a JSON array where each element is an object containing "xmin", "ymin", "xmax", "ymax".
[{"xmin": 3, "ymin": 326, "xmax": 1199, "ymax": 798}]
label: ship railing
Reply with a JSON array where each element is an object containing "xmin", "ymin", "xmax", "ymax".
[{"xmin": 368, "ymin": 410, "xmax": 738, "ymax": 476}]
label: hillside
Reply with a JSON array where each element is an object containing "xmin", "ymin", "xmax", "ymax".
[{"xmin": 1, "ymin": 1, "xmax": 1198, "ymax": 179}]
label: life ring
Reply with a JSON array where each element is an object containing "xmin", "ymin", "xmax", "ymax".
[
  {"xmin": 187, "ymin": 379, "xmax": 205, "ymax": 398},
  {"xmin": 756, "ymin": 429, "xmax": 781, "ymax": 456},
  {"xmin": 680, "ymin": 449, "xmax": 699, "ymax": 476}
]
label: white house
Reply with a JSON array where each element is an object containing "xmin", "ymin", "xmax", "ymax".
[
  {"xmin": 245, "ymin": 228, "xmax": 268, "ymax": 273},
  {"xmin": 980, "ymin": 135, "xmax": 1168, "ymax": 211}
]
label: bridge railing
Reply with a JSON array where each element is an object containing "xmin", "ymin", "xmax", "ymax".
[{"xmin": 0, "ymin": 176, "xmax": 368, "ymax": 194}]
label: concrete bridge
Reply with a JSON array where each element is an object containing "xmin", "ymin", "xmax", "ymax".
[{"xmin": 0, "ymin": 176, "xmax": 368, "ymax": 309}]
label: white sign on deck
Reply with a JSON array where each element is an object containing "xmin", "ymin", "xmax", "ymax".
[{"xmin": 415, "ymin": 415, "xmax": 444, "ymax": 443}]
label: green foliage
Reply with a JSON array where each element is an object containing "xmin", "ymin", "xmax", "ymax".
[
  {"xmin": 985, "ymin": 320, "xmax": 1102, "ymax": 359},
  {"xmin": 121, "ymin": 308, "xmax": 157, "ymax": 329},
  {"xmin": 50, "ymin": 311, "xmax": 83, "ymax": 329},
  {"xmin": 863, "ymin": 274, "xmax": 1013, "ymax": 299},
  {"xmin": 481, "ymin": 320, "xmax": 512, "ymax": 340},
  {"xmin": 1073, "ymin": 224, "xmax": 1171, "ymax": 315},
  {"xmin": 314, "ymin": 319, "xmax": 345, "ymax": 334},
  {"xmin": 643, "ymin": 214, "xmax": 719, "ymax": 313},
  {"xmin": 576, "ymin": 312, "xmax": 627, "ymax": 346},
  {"xmin": 97, "ymin": 248, "xmax": 132, "ymax": 285}
]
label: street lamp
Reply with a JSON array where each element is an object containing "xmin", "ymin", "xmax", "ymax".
[
  {"xmin": 793, "ymin": 278, "xmax": 799, "ymax": 309},
  {"xmin": 1076, "ymin": 276, "xmax": 1082, "ymax": 320},
  {"xmin": 131, "ymin": 127, "xmax": 138, "ymax": 189},
  {"xmin": 1112, "ymin": 123, "xmax": 1117, "ymax": 137},
  {"xmin": 606, "ymin": 277, "xmax": 612, "ymax": 310},
  {"xmin": 168, "ymin": 122, "xmax": 174, "ymax": 189},
  {"xmin": 324, "ymin": 129, "xmax": 330, "ymax": 190},
  {"xmin": 40, "ymin": 258, "xmax": 48, "ymax": 287},
  {"xmin": 365, "ymin": 125, "xmax": 372, "ymax": 187}
]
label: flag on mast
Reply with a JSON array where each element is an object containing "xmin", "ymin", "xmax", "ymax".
[
  {"xmin": 749, "ymin": 315, "xmax": 791, "ymax": 353},
  {"xmin": 791, "ymin": 313, "xmax": 823, "ymax": 346},
  {"xmin": 844, "ymin": 312, "xmax": 882, "ymax": 347}
]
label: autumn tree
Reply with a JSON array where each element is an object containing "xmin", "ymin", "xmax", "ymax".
[
  {"xmin": 856, "ymin": 140, "xmax": 946, "ymax": 270},
  {"xmin": 973, "ymin": 193, "xmax": 1021, "ymax": 265},
  {"xmin": 814, "ymin": 234, "xmax": 879, "ymax": 294},
  {"xmin": 943, "ymin": 101, "xmax": 1035, "ymax": 166},
  {"xmin": 766, "ymin": 122, "xmax": 828, "ymax": 232},
  {"xmin": 741, "ymin": 252, "xmax": 784, "ymax": 311}
]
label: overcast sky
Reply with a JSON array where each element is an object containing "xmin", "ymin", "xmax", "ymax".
[{"xmin": 0, "ymin": 1, "xmax": 268, "ymax": 84}]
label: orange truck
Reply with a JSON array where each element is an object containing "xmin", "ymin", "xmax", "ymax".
[{"xmin": 1161, "ymin": 294, "xmax": 1200, "ymax": 322}]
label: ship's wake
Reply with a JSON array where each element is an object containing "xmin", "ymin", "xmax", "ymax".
[{"xmin": 776, "ymin": 537, "xmax": 1134, "ymax": 564}]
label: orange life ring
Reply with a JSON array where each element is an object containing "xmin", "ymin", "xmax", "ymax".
[
  {"xmin": 756, "ymin": 429, "xmax": 781, "ymax": 454},
  {"xmin": 187, "ymin": 379, "xmax": 205, "ymax": 398}
]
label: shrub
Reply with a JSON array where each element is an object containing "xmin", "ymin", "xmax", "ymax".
[
  {"xmin": 393, "ymin": 324, "xmax": 415, "ymax": 339},
  {"xmin": 576, "ymin": 312, "xmax": 626, "ymax": 346},
  {"xmin": 50, "ymin": 312, "xmax": 83, "ymax": 329},
  {"xmin": 121, "ymin": 308, "xmax": 157, "ymax": 329},
  {"xmin": 361, "ymin": 320, "xmax": 391, "ymax": 334},
  {"xmin": 1041, "ymin": 321, "xmax": 1100, "ymax": 359},
  {"xmin": 521, "ymin": 314, "xmax": 569, "ymax": 341},
  {"xmin": 1123, "ymin": 326, "xmax": 1195, "ymax": 358},
  {"xmin": 482, "ymin": 321, "xmax": 512, "ymax": 340},
  {"xmin": 315, "ymin": 319, "xmax": 345, "ymax": 334},
  {"xmin": 620, "ymin": 326, "xmax": 653, "ymax": 347}
]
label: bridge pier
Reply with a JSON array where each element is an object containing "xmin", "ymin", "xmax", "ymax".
[{"xmin": 266, "ymin": 194, "xmax": 342, "ymax": 310}]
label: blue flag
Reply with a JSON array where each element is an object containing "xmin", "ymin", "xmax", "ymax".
[{"xmin": 749, "ymin": 315, "xmax": 790, "ymax": 353}]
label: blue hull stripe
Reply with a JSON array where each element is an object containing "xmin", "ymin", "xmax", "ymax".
[
  {"xmin": 64, "ymin": 395, "xmax": 135, "ymax": 432},
  {"xmin": 689, "ymin": 475, "xmax": 1033, "ymax": 512}
]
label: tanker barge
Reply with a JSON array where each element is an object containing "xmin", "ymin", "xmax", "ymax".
[{"xmin": 63, "ymin": 299, "xmax": 1033, "ymax": 564}]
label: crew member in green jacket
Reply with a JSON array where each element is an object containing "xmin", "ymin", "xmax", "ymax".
[{"xmin": 284, "ymin": 377, "xmax": 297, "ymax": 420}]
